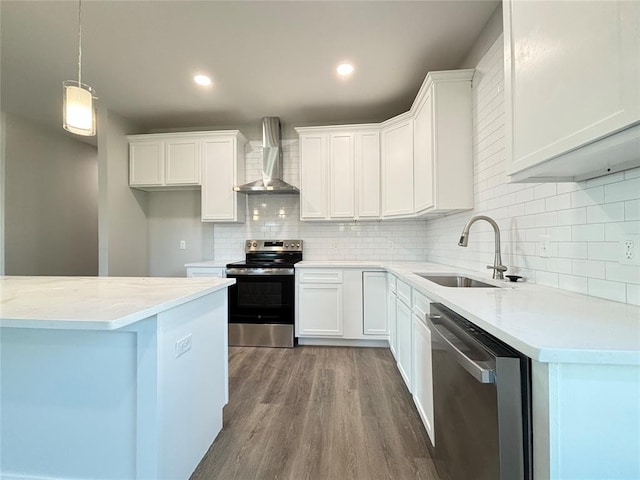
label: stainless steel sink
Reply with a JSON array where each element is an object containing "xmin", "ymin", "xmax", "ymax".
[{"xmin": 415, "ymin": 274, "xmax": 498, "ymax": 288}]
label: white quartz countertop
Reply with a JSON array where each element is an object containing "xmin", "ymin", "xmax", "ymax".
[
  {"xmin": 0, "ymin": 276, "xmax": 235, "ymax": 330},
  {"xmin": 296, "ymin": 261, "xmax": 640, "ymax": 365}
]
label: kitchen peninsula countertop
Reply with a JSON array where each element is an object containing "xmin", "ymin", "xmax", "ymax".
[
  {"xmin": 296, "ymin": 261, "xmax": 640, "ymax": 365},
  {"xmin": 0, "ymin": 275, "xmax": 235, "ymax": 330}
]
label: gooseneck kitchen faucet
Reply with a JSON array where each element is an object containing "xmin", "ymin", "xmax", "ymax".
[{"xmin": 458, "ymin": 215, "xmax": 507, "ymax": 280}]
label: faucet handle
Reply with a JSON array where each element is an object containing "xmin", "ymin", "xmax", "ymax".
[{"xmin": 487, "ymin": 264, "xmax": 508, "ymax": 272}]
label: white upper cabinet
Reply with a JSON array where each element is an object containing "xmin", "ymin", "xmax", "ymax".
[
  {"xmin": 381, "ymin": 114, "xmax": 414, "ymax": 218},
  {"xmin": 297, "ymin": 125, "xmax": 380, "ymax": 221},
  {"xmin": 504, "ymin": 0, "xmax": 640, "ymax": 182},
  {"xmin": 299, "ymin": 133, "xmax": 328, "ymax": 220},
  {"xmin": 201, "ymin": 132, "xmax": 247, "ymax": 223},
  {"xmin": 411, "ymin": 70, "xmax": 474, "ymax": 215},
  {"xmin": 129, "ymin": 140, "xmax": 165, "ymax": 188},
  {"xmin": 165, "ymin": 139, "xmax": 200, "ymax": 185},
  {"xmin": 329, "ymin": 133, "xmax": 355, "ymax": 219},
  {"xmin": 296, "ymin": 69, "xmax": 474, "ymax": 221},
  {"xmin": 129, "ymin": 135, "xmax": 201, "ymax": 190},
  {"xmin": 355, "ymin": 131, "xmax": 381, "ymax": 219}
]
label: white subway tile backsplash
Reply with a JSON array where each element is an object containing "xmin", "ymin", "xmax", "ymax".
[
  {"xmin": 557, "ymin": 208, "xmax": 587, "ymax": 226},
  {"xmin": 571, "ymin": 224, "xmax": 605, "ymax": 242},
  {"xmin": 572, "ymin": 259, "xmax": 605, "ymax": 279},
  {"xmin": 558, "ymin": 274, "xmax": 589, "ymax": 295},
  {"xmin": 422, "ymin": 33, "xmax": 639, "ymax": 304},
  {"xmin": 586, "ymin": 202, "xmax": 625, "ymax": 223},
  {"xmin": 571, "ymin": 187, "xmax": 605, "ymax": 208},
  {"xmin": 627, "ymin": 284, "xmax": 640, "ymax": 306},
  {"xmin": 587, "ymin": 278, "xmax": 627, "ymax": 303},
  {"xmin": 604, "ymin": 178, "xmax": 640, "ymax": 203},
  {"xmin": 626, "ymin": 199, "xmax": 640, "ymax": 221}
]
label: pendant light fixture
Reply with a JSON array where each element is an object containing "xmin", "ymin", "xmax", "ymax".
[{"xmin": 63, "ymin": 0, "xmax": 96, "ymax": 136}]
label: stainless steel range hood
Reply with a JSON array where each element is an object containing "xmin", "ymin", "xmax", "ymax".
[{"xmin": 234, "ymin": 117, "xmax": 299, "ymax": 194}]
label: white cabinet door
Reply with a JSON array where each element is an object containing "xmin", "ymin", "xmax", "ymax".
[
  {"xmin": 387, "ymin": 276, "xmax": 398, "ymax": 358},
  {"xmin": 396, "ymin": 298, "xmax": 413, "ymax": 391},
  {"xmin": 412, "ymin": 70, "xmax": 473, "ymax": 215},
  {"xmin": 297, "ymin": 283, "xmax": 343, "ymax": 336},
  {"xmin": 300, "ymin": 134, "xmax": 328, "ymax": 220},
  {"xmin": 355, "ymin": 131, "xmax": 380, "ymax": 219},
  {"xmin": 413, "ymin": 313, "xmax": 435, "ymax": 446},
  {"xmin": 381, "ymin": 117, "xmax": 414, "ymax": 218},
  {"xmin": 129, "ymin": 141, "xmax": 164, "ymax": 186},
  {"xmin": 329, "ymin": 133, "xmax": 355, "ymax": 218},
  {"xmin": 413, "ymin": 88, "xmax": 434, "ymax": 212},
  {"xmin": 505, "ymin": 0, "xmax": 640, "ymax": 181},
  {"xmin": 201, "ymin": 135, "xmax": 246, "ymax": 223},
  {"xmin": 363, "ymin": 271, "xmax": 388, "ymax": 335},
  {"xmin": 165, "ymin": 139, "xmax": 200, "ymax": 185}
]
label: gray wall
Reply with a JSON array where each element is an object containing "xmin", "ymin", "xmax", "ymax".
[
  {"xmin": 147, "ymin": 190, "xmax": 214, "ymax": 277},
  {"xmin": 458, "ymin": 3, "xmax": 503, "ymax": 70},
  {"xmin": 3, "ymin": 113, "xmax": 98, "ymax": 275},
  {"xmin": 98, "ymin": 109, "xmax": 148, "ymax": 276}
]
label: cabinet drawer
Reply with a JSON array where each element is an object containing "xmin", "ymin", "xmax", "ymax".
[
  {"xmin": 412, "ymin": 289, "xmax": 431, "ymax": 319},
  {"xmin": 396, "ymin": 279, "xmax": 412, "ymax": 305},
  {"xmin": 298, "ymin": 269, "xmax": 343, "ymax": 284},
  {"xmin": 186, "ymin": 267, "xmax": 225, "ymax": 278}
]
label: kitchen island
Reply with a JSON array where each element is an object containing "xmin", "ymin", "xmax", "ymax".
[{"xmin": 0, "ymin": 276, "xmax": 235, "ymax": 480}]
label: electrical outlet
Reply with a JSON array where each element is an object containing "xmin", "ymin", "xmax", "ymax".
[
  {"xmin": 179, "ymin": 240, "xmax": 186, "ymax": 250},
  {"xmin": 389, "ymin": 241, "xmax": 394, "ymax": 250},
  {"xmin": 175, "ymin": 334, "xmax": 192, "ymax": 358},
  {"xmin": 620, "ymin": 236, "xmax": 640, "ymax": 265},
  {"xmin": 538, "ymin": 235, "xmax": 550, "ymax": 258}
]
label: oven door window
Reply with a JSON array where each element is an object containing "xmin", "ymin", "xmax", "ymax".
[{"xmin": 227, "ymin": 274, "xmax": 294, "ymax": 325}]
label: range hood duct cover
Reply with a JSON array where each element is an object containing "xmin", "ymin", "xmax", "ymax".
[{"xmin": 234, "ymin": 117, "xmax": 300, "ymax": 194}]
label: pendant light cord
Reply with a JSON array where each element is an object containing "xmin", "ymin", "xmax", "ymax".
[{"xmin": 77, "ymin": 0, "xmax": 82, "ymax": 85}]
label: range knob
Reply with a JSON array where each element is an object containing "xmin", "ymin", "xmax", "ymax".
[
  {"xmin": 246, "ymin": 242, "xmax": 251, "ymax": 248},
  {"xmin": 285, "ymin": 243, "xmax": 289, "ymax": 247},
  {"xmin": 252, "ymin": 242, "xmax": 257, "ymax": 247},
  {"xmin": 296, "ymin": 243, "xmax": 300, "ymax": 247}
]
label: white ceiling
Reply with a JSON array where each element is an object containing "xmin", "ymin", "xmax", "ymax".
[{"xmin": 1, "ymin": 0, "xmax": 499, "ymax": 140}]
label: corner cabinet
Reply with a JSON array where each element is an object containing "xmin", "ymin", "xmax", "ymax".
[
  {"xmin": 295, "ymin": 69, "xmax": 474, "ymax": 222},
  {"xmin": 128, "ymin": 131, "xmax": 247, "ymax": 223},
  {"xmin": 504, "ymin": 0, "xmax": 640, "ymax": 182},
  {"xmin": 296, "ymin": 126, "xmax": 380, "ymax": 221},
  {"xmin": 412, "ymin": 70, "xmax": 474, "ymax": 215}
]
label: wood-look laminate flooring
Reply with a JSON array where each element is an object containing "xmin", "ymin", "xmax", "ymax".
[{"xmin": 190, "ymin": 346, "xmax": 439, "ymax": 480}]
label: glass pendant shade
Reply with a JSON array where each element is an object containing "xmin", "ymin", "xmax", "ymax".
[{"xmin": 63, "ymin": 80, "xmax": 96, "ymax": 136}]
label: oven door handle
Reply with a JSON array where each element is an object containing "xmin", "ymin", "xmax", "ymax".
[
  {"xmin": 226, "ymin": 268, "xmax": 295, "ymax": 276},
  {"xmin": 426, "ymin": 313, "xmax": 496, "ymax": 384}
]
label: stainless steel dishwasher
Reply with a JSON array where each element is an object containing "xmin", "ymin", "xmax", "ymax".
[{"xmin": 426, "ymin": 303, "xmax": 532, "ymax": 480}]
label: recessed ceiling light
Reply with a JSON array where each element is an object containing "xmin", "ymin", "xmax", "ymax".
[
  {"xmin": 194, "ymin": 74, "xmax": 212, "ymax": 86},
  {"xmin": 336, "ymin": 63, "xmax": 354, "ymax": 76}
]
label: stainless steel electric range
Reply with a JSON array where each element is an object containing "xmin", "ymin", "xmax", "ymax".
[{"xmin": 225, "ymin": 240, "xmax": 303, "ymax": 348}]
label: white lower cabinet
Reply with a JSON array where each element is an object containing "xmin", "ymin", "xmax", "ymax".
[
  {"xmin": 298, "ymin": 283, "xmax": 343, "ymax": 336},
  {"xmin": 387, "ymin": 275, "xmax": 398, "ymax": 359},
  {"xmin": 413, "ymin": 312, "xmax": 435, "ymax": 446},
  {"xmin": 396, "ymin": 292, "xmax": 413, "ymax": 391},
  {"xmin": 363, "ymin": 271, "xmax": 388, "ymax": 335},
  {"xmin": 296, "ymin": 268, "xmax": 387, "ymax": 341}
]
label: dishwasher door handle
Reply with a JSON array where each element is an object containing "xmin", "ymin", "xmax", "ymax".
[{"xmin": 427, "ymin": 313, "xmax": 496, "ymax": 384}]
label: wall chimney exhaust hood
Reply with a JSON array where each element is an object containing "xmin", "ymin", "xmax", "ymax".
[{"xmin": 234, "ymin": 117, "xmax": 299, "ymax": 194}]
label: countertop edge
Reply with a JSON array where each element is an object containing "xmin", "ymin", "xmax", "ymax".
[{"xmin": 0, "ymin": 278, "xmax": 236, "ymax": 331}]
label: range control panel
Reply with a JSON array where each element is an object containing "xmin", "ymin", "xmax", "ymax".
[{"xmin": 244, "ymin": 239, "xmax": 303, "ymax": 253}]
